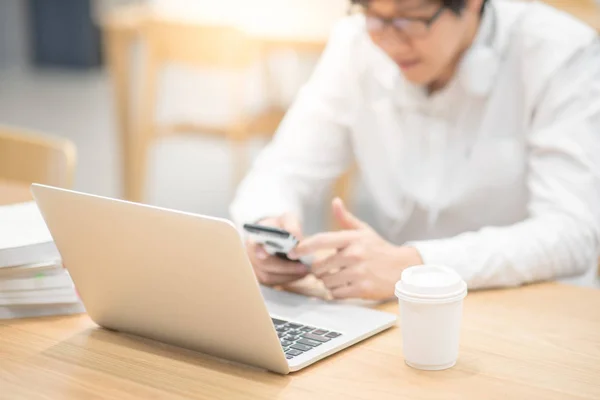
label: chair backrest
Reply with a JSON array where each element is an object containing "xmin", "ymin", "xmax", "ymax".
[
  {"xmin": 138, "ymin": 18, "xmax": 262, "ymax": 138},
  {"xmin": 142, "ymin": 19, "xmax": 260, "ymax": 69},
  {"xmin": 0, "ymin": 126, "xmax": 77, "ymax": 188}
]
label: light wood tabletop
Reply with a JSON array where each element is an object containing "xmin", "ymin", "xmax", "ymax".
[{"xmin": 1, "ymin": 181, "xmax": 600, "ymax": 399}]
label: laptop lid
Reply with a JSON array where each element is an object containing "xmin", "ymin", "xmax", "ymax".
[{"xmin": 31, "ymin": 184, "xmax": 289, "ymax": 374}]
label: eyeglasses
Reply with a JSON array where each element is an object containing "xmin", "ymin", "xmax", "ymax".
[{"xmin": 364, "ymin": 5, "xmax": 446, "ymax": 39}]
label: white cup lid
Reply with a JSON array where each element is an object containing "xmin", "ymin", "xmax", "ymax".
[{"xmin": 395, "ymin": 265, "xmax": 467, "ymax": 302}]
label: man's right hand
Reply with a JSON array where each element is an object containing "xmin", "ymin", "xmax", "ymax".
[{"xmin": 246, "ymin": 213, "xmax": 310, "ymax": 286}]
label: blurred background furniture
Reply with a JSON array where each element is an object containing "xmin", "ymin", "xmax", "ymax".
[
  {"xmin": 102, "ymin": 5, "xmax": 328, "ymax": 203},
  {"xmin": 0, "ymin": 126, "xmax": 77, "ymax": 188},
  {"xmin": 130, "ymin": 19, "xmax": 285, "ymax": 203},
  {"xmin": 101, "ymin": 0, "xmax": 600, "ymax": 205}
]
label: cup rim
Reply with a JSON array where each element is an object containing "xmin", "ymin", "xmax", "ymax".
[{"xmin": 396, "ymin": 285, "xmax": 467, "ymax": 304}]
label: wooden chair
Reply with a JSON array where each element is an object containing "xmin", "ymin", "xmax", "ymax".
[
  {"xmin": 0, "ymin": 126, "xmax": 77, "ymax": 188},
  {"xmin": 127, "ymin": 18, "xmax": 286, "ymax": 203},
  {"xmin": 126, "ymin": 16, "xmax": 354, "ymax": 230}
]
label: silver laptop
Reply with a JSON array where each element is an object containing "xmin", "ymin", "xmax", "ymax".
[{"xmin": 31, "ymin": 184, "xmax": 397, "ymax": 374}]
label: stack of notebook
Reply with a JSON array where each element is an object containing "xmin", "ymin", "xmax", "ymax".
[{"xmin": 0, "ymin": 202, "xmax": 84, "ymax": 319}]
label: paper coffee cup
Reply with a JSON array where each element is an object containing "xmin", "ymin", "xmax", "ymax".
[{"xmin": 395, "ymin": 265, "xmax": 467, "ymax": 371}]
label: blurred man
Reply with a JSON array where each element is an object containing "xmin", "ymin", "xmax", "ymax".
[{"xmin": 230, "ymin": 0, "xmax": 600, "ymax": 299}]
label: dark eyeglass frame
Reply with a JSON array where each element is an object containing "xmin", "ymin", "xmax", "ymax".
[{"xmin": 362, "ymin": 4, "xmax": 446, "ymax": 39}]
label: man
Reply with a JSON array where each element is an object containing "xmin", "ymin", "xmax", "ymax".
[{"xmin": 230, "ymin": 0, "xmax": 600, "ymax": 299}]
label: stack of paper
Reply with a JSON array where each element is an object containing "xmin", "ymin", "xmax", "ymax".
[{"xmin": 0, "ymin": 202, "xmax": 84, "ymax": 319}]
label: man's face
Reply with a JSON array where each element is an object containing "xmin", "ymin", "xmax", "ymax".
[{"xmin": 365, "ymin": 0, "xmax": 477, "ymax": 86}]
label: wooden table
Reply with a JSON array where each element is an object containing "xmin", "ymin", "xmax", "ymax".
[
  {"xmin": 1, "ymin": 181, "xmax": 600, "ymax": 399},
  {"xmin": 0, "ymin": 179, "xmax": 33, "ymax": 205}
]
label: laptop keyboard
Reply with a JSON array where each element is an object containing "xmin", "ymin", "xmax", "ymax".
[{"xmin": 271, "ymin": 318, "xmax": 343, "ymax": 360}]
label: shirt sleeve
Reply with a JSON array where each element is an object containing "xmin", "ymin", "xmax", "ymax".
[
  {"xmin": 409, "ymin": 40, "xmax": 600, "ymax": 289},
  {"xmin": 229, "ymin": 19, "xmax": 361, "ymax": 227}
]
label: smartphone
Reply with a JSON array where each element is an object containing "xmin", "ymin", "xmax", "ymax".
[{"xmin": 243, "ymin": 223, "xmax": 312, "ymax": 265}]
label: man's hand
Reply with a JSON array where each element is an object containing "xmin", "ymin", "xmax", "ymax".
[
  {"xmin": 289, "ymin": 198, "xmax": 423, "ymax": 300},
  {"xmin": 246, "ymin": 213, "xmax": 310, "ymax": 286}
]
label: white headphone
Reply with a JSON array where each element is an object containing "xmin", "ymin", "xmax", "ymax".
[
  {"xmin": 457, "ymin": 4, "xmax": 501, "ymax": 97},
  {"xmin": 459, "ymin": 46, "xmax": 499, "ymax": 96}
]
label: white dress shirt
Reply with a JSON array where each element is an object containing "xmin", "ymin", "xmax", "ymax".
[{"xmin": 230, "ymin": 0, "xmax": 600, "ymax": 289}]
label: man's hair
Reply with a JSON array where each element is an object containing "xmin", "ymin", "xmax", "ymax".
[{"xmin": 350, "ymin": 0, "xmax": 489, "ymax": 15}]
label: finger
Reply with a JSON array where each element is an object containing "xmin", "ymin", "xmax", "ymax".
[
  {"xmin": 291, "ymin": 230, "xmax": 360, "ymax": 257},
  {"xmin": 280, "ymin": 213, "xmax": 303, "ymax": 240},
  {"xmin": 261, "ymin": 271, "xmax": 309, "ymax": 286},
  {"xmin": 247, "ymin": 242, "xmax": 282, "ymax": 272},
  {"xmin": 311, "ymin": 251, "xmax": 349, "ymax": 278},
  {"xmin": 332, "ymin": 197, "xmax": 367, "ymax": 230},
  {"xmin": 320, "ymin": 267, "xmax": 358, "ymax": 291},
  {"xmin": 330, "ymin": 283, "xmax": 362, "ymax": 300},
  {"xmin": 260, "ymin": 259, "xmax": 310, "ymax": 275},
  {"xmin": 254, "ymin": 245, "xmax": 269, "ymax": 261},
  {"xmin": 246, "ymin": 240, "xmax": 269, "ymax": 261}
]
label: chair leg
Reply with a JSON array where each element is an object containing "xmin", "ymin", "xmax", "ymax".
[
  {"xmin": 129, "ymin": 132, "xmax": 152, "ymax": 203},
  {"xmin": 123, "ymin": 124, "xmax": 142, "ymax": 202},
  {"xmin": 229, "ymin": 138, "xmax": 248, "ymax": 192},
  {"xmin": 128, "ymin": 46, "xmax": 159, "ymax": 204},
  {"xmin": 103, "ymin": 25, "xmax": 136, "ymax": 201}
]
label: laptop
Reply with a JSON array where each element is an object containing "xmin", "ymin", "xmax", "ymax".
[{"xmin": 31, "ymin": 184, "xmax": 397, "ymax": 374}]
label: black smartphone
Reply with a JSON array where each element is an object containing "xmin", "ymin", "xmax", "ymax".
[{"xmin": 243, "ymin": 223, "xmax": 299, "ymax": 261}]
